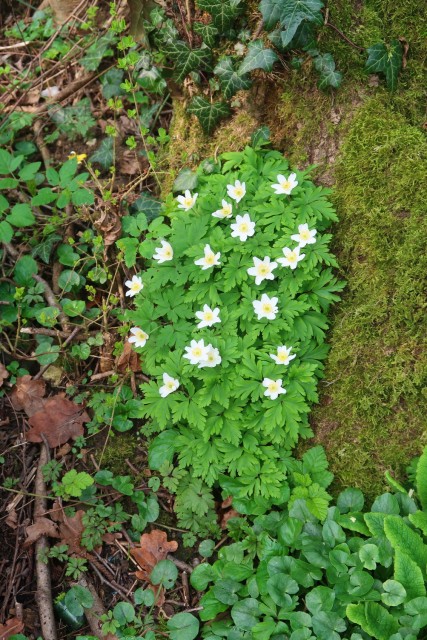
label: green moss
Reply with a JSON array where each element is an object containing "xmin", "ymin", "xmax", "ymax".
[
  {"xmin": 96, "ymin": 432, "xmax": 140, "ymax": 476},
  {"xmin": 312, "ymin": 97, "xmax": 427, "ymax": 497}
]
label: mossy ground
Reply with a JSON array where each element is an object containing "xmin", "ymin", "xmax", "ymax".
[{"xmin": 162, "ymin": 0, "xmax": 427, "ymax": 497}]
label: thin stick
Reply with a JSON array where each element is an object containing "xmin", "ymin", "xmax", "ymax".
[{"xmin": 325, "ymin": 21, "xmax": 364, "ymax": 52}]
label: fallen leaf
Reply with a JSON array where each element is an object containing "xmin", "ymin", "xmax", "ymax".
[
  {"xmin": 100, "ymin": 332, "xmax": 115, "ymax": 373},
  {"xmin": 23, "ymin": 516, "xmax": 59, "ymax": 548},
  {"xmin": 119, "ymin": 149, "xmax": 143, "ymax": 176},
  {"xmin": 0, "ymin": 617, "xmax": 24, "ymax": 639},
  {"xmin": 220, "ymin": 508, "xmax": 240, "ymax": 529},
  {"xmin": 10, "ymin": 375, "xmax": 46, "ymax": 416},
  {"xmin": 131, "ymin": 529, "xmax": 178, "ymax": 581},
  {"xmin": 94, "ymin": 207, "xmax": 122, "ymax": 247},
  {"xmin": 0, "ymin": 363, "xmax": 8, "ymax": 387},
  {"xmin": 116, "ymin": 340, "xmax": 141, "ymax": 373},
  {"xmin": 5, "ymin": 507, "xmax": 18, "ymax": 530},
  {"xmin": 26, "ymin": 394, "xmax": 90, "ymax": 448},
  {"xmin": 50, "ymin": 500, "xmax": 86, "ymax": 556}
]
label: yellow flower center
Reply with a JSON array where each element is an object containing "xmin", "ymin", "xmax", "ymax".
[
  {"xmin": 136, "ymin": 331, "xmax": 147, "ymax": 340},
  {"xmin": 184, "ymin": 198, "xmax": 193, "ymax": 207},
  {"xmin": 192, "ymin": 347, "xmax": 203, "ymax": 357},
  {"xmin": 235, "ymin": 187, "xmax": 244, "ymax": 197},
  {"xmin": 131, "ymin": 282, "xmax": 141, "ymax": 292},
  {"xmin": 239, "ymin": 223, "xmax": 249, "ymax": 233},
  {"xmin": 281, "ymin": 180, "xmax": 291, "ymax": 190},
  {"xmin": 164, "ymin": 248, "xmax": 172, "ymax": 257},
  {"xmin": 262, "ymin": 303, "xmax": 272, "ymax": 313},
  {"xmin": 258, "ymin": 265, "xmax": 269, "ymax": 276},
  {"xmin": 204, "ymin": 312, "xmax": 213, "ymax": 322},
  {"xmin": 207, "ymin": 353, "xmax": 215, "ymax": 362},
  {"xmin": 278, "ymin": 353, "xmax": 289, "ymax": 363},
  {"xmin": 268, "ymin": 382, "xmax": 279, "ymax": 393},
  {"xmin": 288, "ymin": 252, "xmax": 297, "ymax": 262},
  {"xmin": 205, "ymin": 254, "xmax": 215, "ymax": 265},
  {"xmin": 166, "ymin": 381, "xmax": 175, "ymax": 389},
  {"xmin": 300, "ymin": 230, "xmax": 310, "ymax": 240}
]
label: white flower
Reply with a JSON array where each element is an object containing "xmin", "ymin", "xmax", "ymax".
[
  {"xmin": 124, "ymin": 275, "xmax": 144, "ymax": 297},
  {"xmin": 194, "ymin": 244, "xmax": 221, "ymax": 270},
  {"xmin": 227, "ymin": 179, "xmax": 246, "ymax": 203},
  {"xmin": 277, "ymin": 246, "xmax": 305, "ymax": 270},
  {"xmin": 262, "ymin": 378, "xmax": 287, "ymax": 400},
  {"xmin": 195, "ymin": 304, "xmax": 221, "ymax": 328},
  {"xmin": 231, "ymin": 214, "xmax": 256, "ymax": 242},
  {"xmin": 212, "ymin": 199, "xmax": 233, "ymax": 218},
  {"xmin": 270, "ymin": 345, "xmax": 296, "ymax": 366},
  {"xmin": 177, "ymin": 189, "xmax": 198, "ymax": 211},
  {"xmin": 199, "ymin": 345, "xmax": 222, "ymax": 368},
  {"xmin": 153, "ymin": 240, "xmax": 173, "ymax": 263},
  {"xmin": 252, "ymin": 294, "xmax": 278, "ymax": 320},
  {"xmin": 290, "ymin": 223, "xmax": 317, "ymax": 248},
  {"xmin": 183, "ymin": 339, "xmax": 209, "ymax": 365},
  {"xmin": 159, "ymin": 373, "xmax": 180, "ymax": 398},
  {"xmin": 247, "ymin": 256, "xmax": 278, "ymax": 285},
  {"xmin": 271, "ymin": 173, "xmax": 298, "ymax": 195},
  {"xmin": 128, "ymin": 327, "xmax": 149, "ymax": 348}
]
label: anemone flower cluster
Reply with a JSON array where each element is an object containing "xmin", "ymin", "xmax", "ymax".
[{"xmin": 183, "ymin": 339, "xmax": 221, "ymax": 369}]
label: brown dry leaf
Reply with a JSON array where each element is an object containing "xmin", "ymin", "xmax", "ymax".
[
  {"xmin": 94, "ymin": 208, "xmax": 122, "ymax": 247},
  {"xmin": 0, "ymin": 363, "xmax": 8, "ymax": 387},
  {"xmin": 131, "ymin": 529, "xmax": 178, "ymax": 581},
  {"xmin": 26, "ymin": 393, "xmax": 89, "ymax": 448},
  {"xmin": 119, "ymin": 150, "xmax": 143, "ymax": 176},
  {"xmin": 23, "ymin": 516, "xmax": 59, "ymax": 548},
  {"xmin": 10, "ymin": 375, "xmax": 46, "ymax": 416},
  {"xmin": 50, "ymin": 500, "xmax": 86, "ymax": 556},
  {"xmin": 116, "ymin": 340, "xmax": 141, "ymax": 373},
  {"xmin": 5, "ymin": 507, "xmax": 18, "ymax": 530},
  {"xmin": 220, "ymin": 508, "xmax": 240, "ymax": 530},
  {"xmin": 38, "ymin": 0, "xmax": 81, "ymax": 24},
  {"xmin": 100, "ymin": 332, "xmax": 115, "ymax": 373},
  {"xmin": 0, "ymin": 617, "xmax": 24, "ymax": 639}
]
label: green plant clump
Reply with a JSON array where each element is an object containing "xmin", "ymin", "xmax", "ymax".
[
  {"xmin": 122, "ymin": 145, "xmax": 344, "ymax": 511},
  {"xmin": 192, "ymin": 446, "xmax": 427, "ymax": 640}
]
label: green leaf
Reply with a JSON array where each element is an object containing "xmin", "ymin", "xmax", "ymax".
[
  {"xmin": 134, "ymin": 588, "xmax": 155, "ymax": 606},
  {"xmin": 14, "ymin": 255, "xmax": 38, "ymax": 285},
  {"xmin": 267, "ymin": 573, "xmax": 299, "ymax": 607},
  {"xmin": 168, "ymin": 42, "xmax": 212, "ymax": 83},
  {"xmin": 31, "ymin": 187, "xmax": 57, "ymax": 206},
  {"xmin": 61, "ymin": 299, "xmax": 85, "ymax": 317},
  {"xmin": 190, "ymin": 563, "xmax": 217, "ymax": 591},
  {"xmin": 150, "ymin": 559, "xmax": 178, "ymax": 588},
  {"xmin": 0, "ymin": 149, "xmax": 23, "ymax": 174},
  {"xmin": 167, "ymin": 612, "xmax": 199, "ymax": 640},
  {"xmin": 111, "ymin": 475, "xmax": 134, "ymax": 496},
  {"xmin": 238, "ymin": 40, "xmax": 278, "ymax": 74},
  {"xmin": 312, "ymin": 611, "xmax": 346, "ymax": 640},
  {"xmin": 34, "ymin": 340, "xmax": 60, "ymax": 365},
  {"xmin": 72, "ymin": 188, "xmax": 94, "ymax": 206},
  {"xmin": 313, "ymin": 53, "xmax": 342, "ymax": 89},
  {"xmin": 213, "ymin": 578, "xmax": 242, "ymax": 605},
  {"xmin": 32, "ymin": 233, "xmax": 61, "ymax": 264},
  {"xmin": 113, "ymin": 602, "xmax": 135, "ymax": 625},
  {"xmin": 231, "ymin": 598, "xmax": 260, "ymax": 631},
  {"xmin": 306, "ymin": 586, "xmax": 335, "ymax": 615},
  {"xmin": 251, "ymin": 125, "xmax": 271, "ymax": 149},
  {"xmin": 214, "ymin": 57, "xmax": 252, "ymax": 99},
  {"xmin": 116, "ymin": 237, "xmax": 139, "ymax": 268},
  {"xmin": 149, "ymin": 430, "xmax": 177, "ymax": 470},
  {"xmin": 385, "ymin": 515, "xmax": 427, "ymax": 577},
  {"xmin": 61, "ymin": 470, "xmax": 94, "ymax": 497},
  {"xmin": 416, "ymin": 447, "xmax": 427, "ymax": 510},
  {"xmin": 89, "ymin": 137, "xmax": 114, "ymax": 169},
  {"xmin": 0, "ymin": 220, "xmax": 13, "ymax": 243},
  {"xmin": 199, "ymin": 539, "xmax": 215, "ymax": 558},
  {"xmin": 365, "ymin": 40, "xmax": 403, "ymax": 91},
  {"xmin": 279, "ymin": 0, "xmax": 324, "ymax": 47},
  {"xmin": 394, "ymin": 551, "xmax": 426, "ymax": 600},
  {"xmin": 364, "ymin": 602, "xmax": 399, "ymax": 640},
  {"xmin": 381, "ymin": 580, "xmax": 407, "ymax": 607},
  {"xmin": 80, "ymin": 31, "xmax": 115, "ymax": 71},
  {"xmin": 260, "ymin": 0, "xmax": 284, "ymax": 30},
  {"xmin": 187, "ymin": 97, "xmax": 230, "ymax": 134},
  {"xmin": 6, "ymin": 203, "xmax": 36, "ymax": 227},
  {"xmin": 18, "ymin": 161, "xmax": 41, "ymax": 181},
  {"xmin": 58, "ymin": 270, "xmax": 81, "ymax": 292},
  {"xmin": 359, "ymin": 543, "xmax": 379, "ymax": 570},
  {"xmin": 173, "ymin": 168, "xmax": 199, "ymax": 192},
  {"xmin": 196, "ymin": 0, "xmax": 242, "ymax": 31},
  {"xmin": 337, "ymin": 488, "xmax": 364, "ymax": 513},
  {"xmin": 34, "ymin": 306, "xmax": 60, "ymax": 328},
  {"xmin": 193, "ymin": 22, "xmax": 219, "ymax": 47},
  {"xmin": 130, "ymin": 192, "xmax": 162, "ymax": 221}
]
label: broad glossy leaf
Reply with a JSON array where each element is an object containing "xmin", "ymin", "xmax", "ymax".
[
  {"xmin": 196, "ymin": 0, "xmax": 242, "ymax": 31},
  {"xmin": 365, "ymin": 40, "xmax": 403, "ymax": 91},
  {"xmin": 238, "ymin": 40, "xmax": 278, "ymax": 75},
  {"xmin": 214, "ymin": 57, "xmax": 252, "ymax": 99},
  {"xmin": 313, "ymin": 53, "xmax": 342, "ymax": 89},
  {"xmin": 279, "ymin": 0, "xmax": 324, "ymax": 47},
  {"xmin": 187, "ymin": 97, "xmax": 230, "ymax": 134},
  {"xmin": 167, "ymin": 612, "xmax": 199, "ymax": 640},
  {"xmin": 193, "ymin": 22, "xmax": 219, "ymax": 47}
]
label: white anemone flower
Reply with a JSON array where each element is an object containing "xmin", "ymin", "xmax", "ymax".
[
  {"xmin": 212, "ymin": 199, "xmax": 233, "ymax": 218},
  {"xmin": 247, "ymin": 256, "xmax": 278, "ymax": 285},
  {"xmin": 195, "ymin": 304, "xmax": 221, "ymax": 328},
  {"xmin": 128, "ymin": 327, "xmax": 149, "ymax": 348},
  {"xmin": 277, "ymin": 246, "xmax": 305, "ymax": 270},
  {"xmin": 230, "ymin": 213, "xmax": 256, "ymax": 242},
  {"xmin": 227, "ymin": 179, "xmax": 246, "ymax": 203},
  {"xmin": 153, "ymin": 240, "xmax": 173, "ymax": 263},
  {"xmin": 194, "ymin": 244, "xmax": 221, "ymax": 270},
  {"xmin": 270, "ymin": 345, "xmax": 296, "ymax": 366},
  {"xmin": 177, "ymin": 189, "xmax": 198, "ymax": 210},
  {"xmin": 262, "ymin": 378, "xmax": 287, "ymax": 400},
  {"xmin": 290, "ymin": 223, "xmax": 317, "ymax": 248},
  {"xmin": 159, "ymin": 373, "xmax": 180, "ymax": 398},
  {"xmin": 252, "ymin": 294, "xmax": 278, "ymax": 320},
  {"xmin": 183, "ymin": 339, "xmax": 209, "ymax": 365},
  {"xmin": 124, "ymin": 275, "xmax": 144, "ymax": 297},
  {"xmin": 199, "ymin": 345, "xmax": 222, "ymax": 368},
  {"xmin": 271, "ymin": 173, "xmax": 298, "ymax": 195}
]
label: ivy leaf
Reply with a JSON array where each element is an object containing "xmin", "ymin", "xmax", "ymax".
[
  {"xmin": 173, "ymin": 168, "xmax": 199, "ymax": 192},
  {"xmin": 251, "ymin": 125, "xmax": 271, "ymax": 149},
  {"xmin": 279, "ymin": 0, "xmax": 324, "ymax": 48},
  {"xmin": 313, "ymin": 53, "xmax": 342, "ymax": 89},
  {"xmin": 196, "ymin": 0, "xmax": 242, "ymax": 32},
  {"xmin": 214, "ymin": 57, "xmax": 252, "ymax": 99},
  {"xmin": 187, "ymin": 97, "xmax": 230, "ymax": 134},
  {"xmin": 193, "ymin": 22, "xmax": 219, "ymax": 48},
  {"xmin": 167, "ymin": 41, "xmax": 212, "ymax": 83},
  {"xmin": 80, "ymin": 32, "xmax": 116, "ymax": 71},
  {"xmin": 365, "ymin": 40, "xmax": 403, "ymax": 91},
  {"xmin": 238, "ymin": 40, "xmax": 278, "ymax": 75},
  {"xmin": 259, "ymin": 0, "xmax": 283, "ymax": 30},
  {"xmin": 89, "ymin": 137, "xmax": 114, "ymax": 170}
]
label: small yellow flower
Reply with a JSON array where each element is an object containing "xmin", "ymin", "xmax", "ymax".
[{"xmin": 68, "ymin": 151, "xmax": 87, "ymax": 164}]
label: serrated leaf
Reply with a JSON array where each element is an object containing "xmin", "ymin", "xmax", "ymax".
[
  {"xmin": 196, "ymin": 0, "xmax": 242, "ymax": 31},
  {"xmin": 365, "ymin": 40, "xmax": 403, "ymax": 91},
  {"xmin": 238, "ymin": 40, "xmax": 278, "ymax": 75},
  {"xmin": 313, "ymin": 53, "xmax": 342, "ymax": 89},
  {"xmin": 187, "ymin": 97, "xmax": 230, "ymax": 134},
  {"xmin": 214, "ymin": 57, "xmax": 252, "ymax": 99},
  {"xmin": 279, "ymin": 0, "xmax": 324, "ymax": 47}
]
